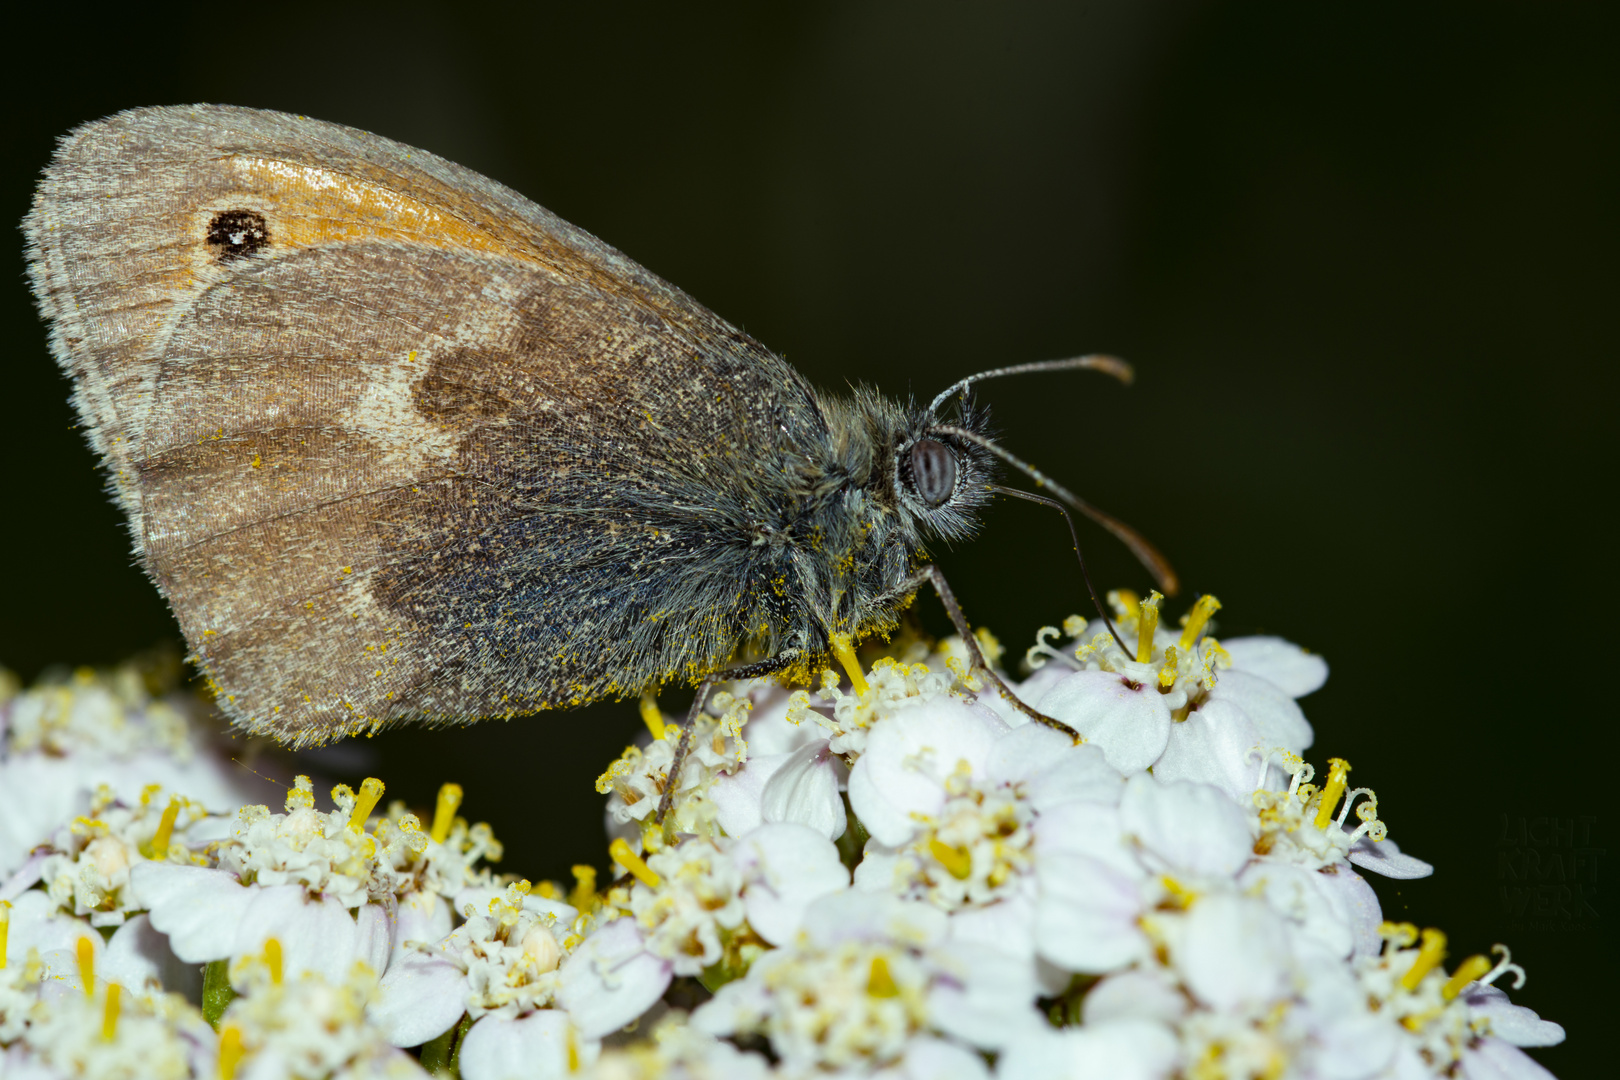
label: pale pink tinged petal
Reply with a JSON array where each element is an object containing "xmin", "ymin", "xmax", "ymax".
[
  {"xmin": 801, "ymin": 890, "xmax": 948, "ymax": 948},
  {"xmin": 1151, "ymin": 697, "xmax": 1270, "ymax": 802},
  {"xmin": 391, "ymin": 891, "xmax": 453, "ymax": 969},
  {"xmin": 1237, "ymin": 862, "xmax": 1353, "ymax": 960},
  {"xmin": 0, "ymin": 852, "xmax": 48, "ymax": 902},
  {"xmin": 985, "ymin": 722, "xmax": 1072, "ymax": 785},
  {"xmin": 1035, "ymin": 670, "xmax": 1171, "ymax": 774},
  {"xmin": 691, "ymin": 965, "xmax": 775, "ymax": 1037},
  {"xmin": 103, "ymin": 913, "xmax": 201, "ymax": 999},
  {"xmin": 927, "ymin": 940, "xmax": 1044, "ymax": 1050},
  {"xmin": 710, "ymin": 752, "xmax": 786, "ymax": 838},
  {"xmin": 1026, "ymin": 745, "xmax": 1127, "ymax": 812},
  {"xmin": 1314, "ymin": 863, "xmax": 1385, "ymax": 957},
  {"xmin": 899, "ymin": 1035, "xmax": 993, "ymax": 1079},
  {"xmin": 1081, "ymin": 969, "xmax": 1189, "ymax": 1025},
  {"xmin": 0, "ymin": 756, "xmax": 88, "ymax": 877},
  {"xmin": 1459, "ymin": 1037, "xmax": 1560, "ymax": 1080},
  {"xmin": 848, "ymin": 707, "xmax": 1001, "ymax": 847},
  {"xmin": 1120, "ymin": 773, "xmax": 1253, "ymax": 879},
  {"xmin": 1462, "ymin": 984, "xmax": 1567, "ymax": 1047},
  {"xmin": 371, "ymin": 950, "xmax": 469, "ymax": 1048},
  {"xmin": 1221, "ymin": 636, "xmax": 1329, "ymax": 697},
  {"xmin": 130, "ymin": 863, "xmax": 254, "ymax": 963},
  {"xmin": 1347, "ymin": 834, "xmax": 1434, "ymax": 879},
  {"xmin": 997, "ymin": 1021, "xmax": 1178, "ymax": 1080},
  {"xmin": 4, "ymin": 889, "xmax": 90, "ymax": 961},
  {"xmin": 459, "ymin": 1011, "xmax": 591, "ymax": 1080},
  {"xmin": 1034, "ymin": 852, "xmax": 1148, "ymax": 973},
  {"xmin": 736, "ymin": 823, "xmax": 849, "ymax": 946},
  {"xmin": 1176, "ymin": 894, "xmax": 1292, "ymax": 1010},
  {"xmin": 760, "ymin": 740, "xmax": 846, "ymax": 840},
  {"xmin": 235, "ymin": 887, "xmax": 359, "ymax": 984},
  {"xmin": 555, "ymin": 917, "xmax": 671, "ymax": 1039},
  {"xmin": 353, "ymin": 900, "xmax": 395, "ymax": 976},
  {"xmin": 1206, "ymin": 669, "xmax": 1313, "ymax": 752},
  {"xmin": 1032, "ymin": 801, "xmax": 1140, "ymax": 879}
]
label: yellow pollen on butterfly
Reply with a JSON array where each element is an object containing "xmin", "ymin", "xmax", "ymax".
[
  {"xmin": 347, "ymin": 777, "xmax": 385, "ymax": 833},
  {"xmin": 1136, "ymin": 590, "xmax": 1163, "ymax": 663},
  {"xmin": 1313, "ymin": 758, "xmax": 1351, "ymax": 830},
  {"xmin": 639, "ymin": 693, "xmax": 667, "ymax": 740},
  {"xmin": 77, "ymin": 935, "xmax": 96, "ymax": 998},
  {"xmin": 830, "ymin": 632, "xmax": 870, "ymax": 696},
  {"xmin": 867, "ymin": 955, "xmax": 900, "ymax": 997},
  {"xmin": 101, "ymin": 982, "xmax": 121, "ymax": 1041},
  {"xmin": 431, "ymin": 783, "xmax": 464, "ymax": 844},
  {"xmin": 1178, "ymin": 594, "xmax": 1223, "ymax": 650},
  {"xmin": 1400, "ymin": 927, "xmax": 1448, "ymax": 991},
  {"xmin": 609, "ymin": 837, "xmax": 661, "ymax": 888}
]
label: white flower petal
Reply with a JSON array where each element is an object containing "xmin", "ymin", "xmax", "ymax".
[
  {"xmin": 1035, "ymin": 670, "xmax": 1171, "ymax": 773},
  {"xmin": 390, "ymin": 890, "xmax": 453, "ymax": 971},
  {"xmin": 1034, "ymin": 852, "xmax": 1148, "ymax": 973},
  {"xmin": 1462, "ymin": 984, "xmax": 1567, "ymax": 1047},
  {"xmin": 555, "ymin": 917, "xmax": 671, "ymax": 1039},
  {"xmin": 800, "ymin": 889, "xmax": 947, "ymax": 949},
  {"xmin": 459, "ymin": 1010, "xmax": 594, "ymax": 1080},
  {"xmin": 1152, "ymin": 697, "xmax": 1272, "ymax": 802},
  {"xmin": 760, "ymin": 740, "xmax": 846, "ymax": 840},
  {"xmin": 1346, "ymin": 834, "xmax": 1434, "ymax": 879},
  {"xmin": 926, "ymin": 939, "xmax": 1044, "ymax": 1051},
  {"xmin": 233, "ymin": 886, "xmax": 377, "ymax": 985},
  {"xmin": 898, "ymin": 1035, "xmax": 993, "ymax": 1079},
  {"xmin": 847, "ymin": 704, "xmax": 1000, "ymax": 846},
  {"xmin": 1221, "ymin": 636, "xmax": 1329, "ymax": 697},
  {"xmin": 735, "ymin": 823, "xmax": 849, "ymax": 946},
  {"xmin": 1205, "ymin": 669, "xmax": 1313, "ymax": 752},
  {"xmin": 1174, "ymin": 894, "xmax": 1292, "ymax": 1011},
  {"xmin": 131, "ymin": 863, "xmax": 255, "ymax": 963},
  {"xmin": 710, "ymin": 751, "xmax": 785, "ymax": 838},
  {"xmin": 996, "ymin": 1019, "xmax": 1179, "ymax": 1080},
  {"xmin": 1081, "ymin": 968, "xmax": 1188, "ymax": 1026},
  {"xmin": 103, "ymin": 913, "xmax": 201, "ymax": 999},
  {"xmin": 1459, "ymin": 1036, "xmax": 1560, "ymax": 1080},
  {"xmin": 1120, "ymin": 773, "xmax": 1253, "ymax": 879},
  {"xmin": 371, "ymin": 947, "xmax": 467, "ymax": 1047}
]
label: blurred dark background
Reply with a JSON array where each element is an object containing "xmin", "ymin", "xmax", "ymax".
[{"xmin": 2, "ymin": 3, "xmax": 1612, "ymax": 1069}]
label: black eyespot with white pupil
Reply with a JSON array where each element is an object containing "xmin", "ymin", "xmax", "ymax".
[
  {"xmin": 206, "ymin": 209, "xmax": 270, "ymax": 261},
  {"xmin": 910, "ymin": 438, "xmax": 957, "ymax": 508}
]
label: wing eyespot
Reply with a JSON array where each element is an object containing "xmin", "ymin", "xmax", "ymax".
[{"xmin": 205, "ymin": 209, "xmax": 270, "ymax": 261}]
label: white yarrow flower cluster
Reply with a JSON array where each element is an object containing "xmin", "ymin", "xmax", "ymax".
[{"xmin": 0, "ymin": 590, "xmax": 1566, "ymax": 1079}]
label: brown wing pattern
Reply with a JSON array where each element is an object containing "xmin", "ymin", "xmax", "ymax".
[{"xmin": 25, "ymin": 105, "xmax": 823, "ymax": 745}]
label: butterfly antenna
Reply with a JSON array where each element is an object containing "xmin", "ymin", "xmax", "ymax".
[
  {"xmin": 927, "ymin": 354, "xmax": 1134, "ymax": 416},
  {"xmin": 993, "ymin": 485, "xmax": 1130, "ymax": 651},
  {"xmin": 932, "ymin": 424, "xmax": 1180, "ymax": 596}
]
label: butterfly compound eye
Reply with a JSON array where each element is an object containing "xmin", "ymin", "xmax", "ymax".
[{"xmin": 909, "ymin": 438, "xmax": 957, "ymax": 509}]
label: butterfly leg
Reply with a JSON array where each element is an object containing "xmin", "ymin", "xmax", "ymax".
[
  {"xmin": 903, "ymin": 564, "xmax": 1081, "ymax": 742},
  {"xmin": 656, "ymin": 649, "xmax": 804, "ymax": 839}
]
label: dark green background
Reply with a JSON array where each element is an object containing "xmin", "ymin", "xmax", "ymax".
[{"xmin": 2, "ymin": 3, "xmax": 1611, "ymax": 1071}]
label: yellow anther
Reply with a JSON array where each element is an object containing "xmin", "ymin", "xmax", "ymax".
[
  {"xmin": 1109, "ymin": 589, "xmax": 1142, "ymax": 621},
  {"xmin": 101, "ymin": 982, "xmax": 121, "ymax": 1041},
  {"xmin": 1400, "ymin": 928, "xmax": 1448, "ymax": 991},
  {"xmin": 638, "ymin": 693, "xmax": 666, "ymax": 740},
  {"xmin": 77, "ymin": 935, "xmax": 96, "ymax": 998},
  {"xmin": 1313, "ymin": 758, "xmax": 1351, "ymax": 829},
  {"xmin": 609, "ymin": 838, "xmax": 662, "ymax": 888},
  {"xmin": 1158, "ymin": 645, "xmax": 1179, "ymax": 688},
  {"xmin": 0, "ymin": 899, "xmax": 10, "ymax": 970},
  {"xmin": 146, "ymin": 797, "xmax": 181, "ymax": 859},
  {"xmin": 1442, "ymin": 954, "xmax": 1494, "ymax": 1000},
  {"xmin": 264, "ymin": 938, "xmax": 283, "ymax": 986},
  {"xmin": 347, "ymin": 777, "xmax": 385, "ymax": 833},
  {"xmin": 928, "ymin": 839, "xmax": 973, "ymax": 880},
  {"xmin": 569, "ymin": 865, "xmax": 599, "ymax": 913},
  {"xmin": 830, "ymin": 633, "xmax": 870, "ymax": 696},
  {"xmin": 1178, "ymin": 594, "xmax": 1223, "ymax": 650},
  {"xmin": 218, "ymin": 1025, "xmax": 245, "ymax": 1080},
  {"xmin": 430, "ymin": 783, "xmax": 463, "ymax": 845},
  {"xmin": 867, "ymin": 955, "xmax": 900, "ymax": 997},
  {"xmin": 1136, "ymin": 590, "xmax": 1163, "ymax": 663}
]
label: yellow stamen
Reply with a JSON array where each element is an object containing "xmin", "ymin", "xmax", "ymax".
[
  {"xmin": 1400, "ymin": 927, "xmax": 1448, "ymax": 991},
  {"xmin": 566, "ymin": 1024, "xmax": 580, "ymax": 1072},
  {"xmin": 638, "ymin": 693, "xmax": 666, "ymax": 740},
  {"xmin": 1442, "ymin": 954, "xmax": 1493, "ymax": 1000},
  {"xmin": 867, "ymin": 955, "xmax": 900, "ymax": 997},
  {"xmin": 101, "ymin": 982, "xmax": 121, "ymax": 1041},
  {"xmin": 1136, "ymin": 590, "xmax": 1163, "ymax": 663},
  {"xmin": 347, "ymin": 777, "xmax": 385, "ymax": 834},
  {"xmin": 1178, "ymin": 594, "xmax": 1223, "ymax": 650},
  {"xmin": 430, "ymin": 783, "xmax": 463, "ymax": 845},
  {"xmin": 1158, "ymin": 645, "xmax": 1179, "ymax": 688},
  {"xmin": 76, "ymin": 935, "xmax": 96, "ymax": 998},
  {"xmin": 1313, "ymin": 758, "xmax": 1350, "ymax": 829},
  {"xmin": 830, "ymin": 633, "xmax": 869, "ymax": 696},
  {"xmin": 0, "ymin": 899, "xmax": 10, "ymax": 970},
  {"xmin": 1109, "ymin": 588, "xmax": 1142, "ymax": 621},
  {"xmin": 569, "ymin": 865, "xmax": 598, "ymax": 913},
  {"xmin": 146, "ymin": 797, "xmax": 181, "ymax": 859},
  {"xmin": 928, "ymin": 839, "xmax": 973, "ymax": 880},
  {"xmin": 264, "ymin": 938, "xmax": 283, "ymax": 986},
  {"xmin": 218, "ymin": 1025, "xmax": 245, "ymax": 1080},
  {"xmin": 609, "ymin": 837, "xmax": 662, "ymax": 888}
]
